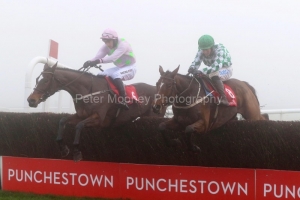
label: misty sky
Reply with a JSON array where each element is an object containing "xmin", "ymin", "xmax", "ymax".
[{"xmin": 1, "ymin": 0, "xmax": 300, "ymax": 112}]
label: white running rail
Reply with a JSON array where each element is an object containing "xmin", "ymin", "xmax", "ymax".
[
  {"xmin": 261, "ymin": 109, "xmax": 300, "ymax": 120},
  {"xmin": 165, "ymin": 107, "xmax": 300, "ymax": 121}
]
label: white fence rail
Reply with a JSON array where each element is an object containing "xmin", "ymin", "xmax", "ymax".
[
  {"xmin": 165, "ymin": 107, "xmax": 300, "ymax": 121},
  {"xmin": 261, "ymin": 109, "xmax": 300, "ymax": 121}
]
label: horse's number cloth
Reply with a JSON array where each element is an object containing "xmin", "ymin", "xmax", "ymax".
[
  {"xmin": 206, "ymin": 82, "xmax": 237, "ymax": 107},
  {"xmin": 105, "ymin": 76, "xmax": 139, "ymax": 104}
]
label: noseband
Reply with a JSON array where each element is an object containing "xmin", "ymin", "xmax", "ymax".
[{"xmin": 34, "ymin": 71, "xmax": 61, "ymax": 101}]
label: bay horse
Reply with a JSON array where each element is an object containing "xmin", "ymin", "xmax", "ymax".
[
  {"xmin": 153, "ymin": 66, "xmax": 266, "ymax": 152},
  {"xmin": 27, "ymin": 62, "xmax": 165, "ymax": 161}
]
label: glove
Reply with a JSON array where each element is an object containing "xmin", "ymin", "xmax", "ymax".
[
  {"xmin": 188, "ymin": 67, "xmax": 196, "ymax": 74},
  {"xmin": 194, "ymin": 70, "xmax": 204, "ymax": 77},
  {"xmin": 83, "ymin": 60, "xmax": 91, "ymax": 68},
  {"xmin": 89, "ymin": 59, "xmax": 100, "ymax": 67}
]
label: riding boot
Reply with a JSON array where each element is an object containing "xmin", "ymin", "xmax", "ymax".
[
  {"xmin": 211, "ymin": 76, "xmax": 229, "ymax": 106},
  {"xmin": 113, "ymin": 78, "xmax": 129, "ymax": 110}
]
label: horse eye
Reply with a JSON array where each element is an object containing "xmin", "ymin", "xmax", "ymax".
[{"xmin": 41, "ymin": 79, "xmax": 49, "ymax": 84}]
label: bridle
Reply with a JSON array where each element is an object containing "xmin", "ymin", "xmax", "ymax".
[
  {"xmin": 33, "ymin": 65, "xmax": 97, "ymax": 102},
  {"xmin": 157, "ymin": 74, "xmax": 211, "ymax": 109},
  {"xmin": 157, "ymin": 75, "xmax": 196, "ymax": 107},
  {"xmin": 158, "ymin": 76, "xmax": 178, "ymax": 106}
]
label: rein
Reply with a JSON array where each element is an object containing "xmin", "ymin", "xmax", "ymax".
[
  {"xmin": 73, "ymin": 89, "xmax": 111, "ymax": 101},
  {"xmin": 34, "ymin": 65, "xmax": 106, "ymax": 101},
  {"xmin": 172, "ymin": 77, "xmax": 210, "ymax": 109},
  {"xmin": 160, "ymin": 75, "xmax": 210, "ymax": 109}
]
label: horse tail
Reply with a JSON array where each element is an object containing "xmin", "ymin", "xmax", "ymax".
[
  {"xmin": 243, "ymin": 81, "xmax": 260, "ymax": 105},
  {"xmin": 243, "ymin": 81, "xmax": 268, "ymax": 120}
]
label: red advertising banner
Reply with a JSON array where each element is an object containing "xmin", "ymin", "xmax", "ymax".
[
  {"xmin": 1, "ymin": 157, "xmax": 120, "ymax": 198},
  {"xmin": 2, "ymin": 156, "xmax": 300, "ymax": 200},
  {"xmin": 256, "ymin": 169, "xmax": 300, "ymax": 200},
  {"xmin": 120, "ymin": 163, "xmax": 255, "ymax": 200}
]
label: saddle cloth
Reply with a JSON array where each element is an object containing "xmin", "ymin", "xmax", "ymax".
[
  {"xmin": 105, "ymin": 76, "xmax": 139, "ymax": 104},
  {"xmin": 199, "ymin": 76, "xmax": 237, "ymax": 107}
]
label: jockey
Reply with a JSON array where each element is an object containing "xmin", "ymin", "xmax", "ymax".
[
  {"xmin": 83, "ymin": 28, "xmax": 137, "ymax": 110},
  {"xmin": 188, "ymin": 35, "xmax": 232, "ymax": 106}
]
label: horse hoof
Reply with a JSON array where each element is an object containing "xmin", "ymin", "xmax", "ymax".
[
  {"xmin": 189, "ymin": 145, "xmax": 201, "ymax": 153},
  {"xmin": 60, "ymin": 145, "xmax": 70, "ymax": 158},
  {"xmin": 73, "ymin": 150, "xmax": 83, "ymax": 162},
  {"xmin": 165, "ymin": 138, "xmax": 182, "ymax": 147},
  {"xmin": 170, "ymin": 138, "xmax": 182, "ymax": 147}
]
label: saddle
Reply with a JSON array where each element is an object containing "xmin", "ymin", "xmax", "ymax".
[
  {"xmin": 105, "ymin": 76, "xmax": 139, "ymax": 104},
  {"xmin": 194, "ymin": 73, "xmax": 237, "ymax": 107}
]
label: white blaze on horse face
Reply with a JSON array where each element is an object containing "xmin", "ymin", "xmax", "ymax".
[
  {"xmin": 159, "ymin": 82, "xmax": 164, "ymax": 90},
  {"xmin": 154, "ymin": 81, "xmax": 164, "ymax": 104}
]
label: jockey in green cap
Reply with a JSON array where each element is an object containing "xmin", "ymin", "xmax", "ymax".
[{"xmin": 188, "ymin": 35, "xmax": 232, "ymax": 106}]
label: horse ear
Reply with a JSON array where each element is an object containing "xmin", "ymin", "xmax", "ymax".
[
  {"xmin": 43, "ymin": 63, "xmax": 50, "ymax": 71},
  {"xmin": 159, "ymin": 65, "xmax": 165, "ymax": 76},
  {"xmin": 51, "ymin": 62, "xmax": 58, "ymax": 72},
  {"xmin": 170, "ymin": 65, "xmax": 180, "ymax": 78}
]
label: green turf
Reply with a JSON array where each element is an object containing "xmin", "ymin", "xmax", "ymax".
[{"xmin": 0, "ymin": 191, "xmax": 127, "ymax": 200}]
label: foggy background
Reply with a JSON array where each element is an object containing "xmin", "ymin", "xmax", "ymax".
[{"xmin": 0, "ymin": 0, "xmax": 299, "ymax": 119}]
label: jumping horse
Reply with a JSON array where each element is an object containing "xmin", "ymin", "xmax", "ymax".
[
  {"xmin": 153, "ymin": 66, "xmax": 266, "ymax": 152},
  {"xmin": 27, "ymin": 62, "xmax": 166, "ymax": 161}
]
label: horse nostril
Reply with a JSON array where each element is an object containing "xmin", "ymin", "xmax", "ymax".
[
  {"xmin": 152, "ymin": 105, "xmax": 161, "ymax": 113},
  {"xmin": 28, "ymin": 98, "xmax": 36, "ymax": 104}
]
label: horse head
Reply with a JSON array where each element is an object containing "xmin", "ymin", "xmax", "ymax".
[
  {"xmin": 27, "ymin": 62, "xmax": 59, "ymax": 107},
  {"xmin": 152, "ymin": 65, "xmax": 179, "ymax": 114}
]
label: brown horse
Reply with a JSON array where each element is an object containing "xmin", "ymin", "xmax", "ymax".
[
  {"xmin": 152, "ymin": 66, "xmax": 266, "ymax": 152},
  {"xmin": 27, "ymin": 62, "xmax": 165, "ymax": 161}
]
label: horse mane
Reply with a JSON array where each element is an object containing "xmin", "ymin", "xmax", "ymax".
[
  {"xmin": 55, "ymin": 67, "xmax": 105, "ymax": 78},
  {"xmin": 164, "ymin": 71, "xmax": 192, "ymax": 81}
]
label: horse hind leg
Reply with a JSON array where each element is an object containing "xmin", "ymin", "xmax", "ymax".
[{"xmin": 239, "ymin": 107, "xmax": 266, "ymax": 120}]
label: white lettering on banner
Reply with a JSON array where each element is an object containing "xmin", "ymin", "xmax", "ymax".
[
  {"xmin": 189, "ymin": 180, "xmax": 197, "ymax": 193},
  {"xmin": 157, "ymin": 179, "xmax": 167, "ymax": 192},
  {"xmin": 7, "ymin": 169, "xmax": 114, "ymax": 188},
  {"xmin": 222, "ymin": 182, "xmax": 236, "ymax": 194},
  {"xmin": 62, "ymin": 173, "xmax": 68, "ymax": 185},
  {"xmin": 34, "ymin": 171, "xmax": 42, "ymax": 183},
  {"xmin": 54, "ymin": 172, "xmax": 60, "ymax": 185},
  {"xmin": 126, "ymin": 177, "xmax": 248, "ymax": 195},
  {"xmin": 208, "ymin": 181, "xmax": 220, "ymax": 194},
  {"xmin": 44, "ymin": 172, "xmax": 52, "ymax": 184},
  {"xmin": 264, "ymin": 183, "xmax": 300, "ymax": 199}
]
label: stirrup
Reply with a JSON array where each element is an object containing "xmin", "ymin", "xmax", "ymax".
[
  {"xmin": 217, "ymin": 97, "xmax": 229, "ymax": 106},
  {"xmin": 118, "ymin": 101, "xmax": 129, "ymax": 110}
]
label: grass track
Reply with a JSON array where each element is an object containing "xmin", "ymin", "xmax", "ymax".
[{"xmin": 0, "ymin": 191, "xmax": 127, "ymax": 200}]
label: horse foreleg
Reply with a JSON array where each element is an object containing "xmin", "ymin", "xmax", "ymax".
[
  {"xmin": 184, "ymin": 119, "xmax": 206, "ymax": 153},
  {"xmin": 56, "ymin": 114, "xmax": 81, "ymax": 157},
  {"xmin": 73, "ymin": 113, "xmax": 100, "ymax": 162},
  {"xmin": 159, "ymin": 118, "xmax": 183, "ymax": 147}
]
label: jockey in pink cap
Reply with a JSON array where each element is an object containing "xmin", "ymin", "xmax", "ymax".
[{"xmin": 83, "ymin": 28, "xmax": 137, "ymax": 110}]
